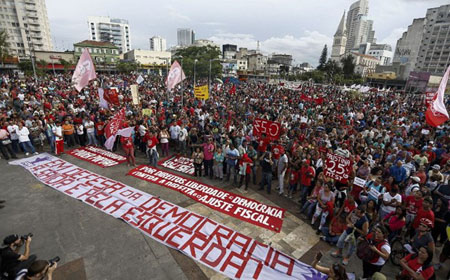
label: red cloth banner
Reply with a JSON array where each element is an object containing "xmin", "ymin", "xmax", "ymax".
[
  {"xmin": 158, "ymin": 155, "xmax": 195, "ymax": 175},
  {"xmin": 252, "ymin": 118, "xmax": 281, "ymax": 140},
  {"xmin": 10, "ymin": 154, "xmax": 324, "ymax": 280},
  {"xmin": 128, "ymin": 165, "xmax": 285, "ymax": 232},
  {"xmin": 425, "ymin": 92, "xmax": 436, "ymax": 107},
  {"xmin": 105, "ymin": 108, "xmax": 126, "ymax": 139},
  {"xmin": 324, "ymin": 152, "xmax": 352, "ymax": 183},
  {"xmin": 103, "ymin": 88, "xmax": 120, "ymax": 106},
  {"xmin": 67, "ymin": 146, "xmax": 126, "ymax": 168}
]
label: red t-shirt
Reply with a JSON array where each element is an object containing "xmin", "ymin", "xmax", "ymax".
[
  {"xmin": 95, "ymin": 122, "xmax": 105, "ymax": 136},
  {"xmin": 401, "ymin": 253, "xmax": 434, "ymax": 280},
  {"xmin": 405, "ymin": 196, "xmax": 423, "ymax": 215},
  {"xmin": 343, "ymin": 199, "xmax": 357, "ymax": 215},
  {"xmin": 144, "ymin": 135, "xmax": 159, "ymax": 148},
  {"xmin": 300, "ymin": 166, "xmax": 315, "ymax": 187},
  {"xmin": 289, "ymin": 170, "xmax": 299, "ymax": 184},
  {"xmin": 257, "ymin": 137, "xmax": 271, "ymax": 153},
  {"xmin": 120, "ymin": 136, "xmax": 133, "ymax": 149},
  {"xmin": 412, "ymin": 209, "xmax": 435, "ymax": 229},
  {"xmin": 272, "ymin": 144, "xmax": 284, "ymax": 160}
]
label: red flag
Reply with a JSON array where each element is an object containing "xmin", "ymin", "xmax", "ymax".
[
  {"xmin": 314, "ymin": 97, "xmax": 324, "ymax": 105},
  {"xmin": 72, "ymin": 48, "xmax": 97, "ymax": 92},
  {"xmin": 426, "ymin": 65, "xmax": 450, "ymax": 127},
  {"xmin": 103, "ymin": 88, "xmax": 120, "ymax": 106},
  {"xmin": 229, "ymin": 84, "xmax": 236, "ymax": 95},
  {"xmin": 105, "ymin": 108, "xmax": 126, "ymax": 139},
  {"xmin": 166, "ymin": 61, "xmax": 186, "ymax": 91}
]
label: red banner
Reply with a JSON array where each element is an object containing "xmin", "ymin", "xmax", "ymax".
[
  {"xmin": 158, "ymin": 155, "xmax": 195, "ymax": 175},
  {"xmin": 324, "ymin": 152, "xmax": 352, "ymax": 183},
  {"xmin": 128, "ymin": 165, "xmax": 285, "ymax": 232},
  {"xmin": 105, "ymin": 108, "xmax": 125, "ymax": 139},
  {"xmin": 10, "ymin": 154, "xmax": 323, "ymax": 280},
  {"xmin": 67, "ymin": 146, "xmax": 126, "ymax": 168},
  {"xmin": 253, "ymin": 118, "xmax": 281, "ymax": 140}
]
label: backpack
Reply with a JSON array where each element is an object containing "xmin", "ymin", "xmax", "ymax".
[{"xmin": 356, "ymin": 237, "xmax": 385, "ymax": 262}]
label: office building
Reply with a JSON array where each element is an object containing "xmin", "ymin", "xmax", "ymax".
[
  {"xmin": 177, "ymin": 28, "xmax": 195, "ymax": 46},
  {"xmin": 345, "ymin": 0, "xmax": 376, "ymax": 52},
  {"xmin": 223, "ymin": 44, "xmax": 237, "ymax": 59},
  {"xmin": 149, "ymin": 36, "xmax": 166, "ymax": 52},
  {"xmin": 88, "ymin": 16, "xmax": 131, "ymax": 53},
  {"xmin": 0, "ymin": 0, "xmax": 53, "ymax": 58}
]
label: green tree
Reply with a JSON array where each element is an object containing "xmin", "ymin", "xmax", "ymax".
[
  {"xmin": 18, "ymin": 60, "xmax": 33, "ymax": 75},
  {"xmin": 173, "ymin": 45, "xmax": 222, "ymax": 81},
  {"xmin": 341, "ymin": 55, "xmax": 355, "ymax": 77},
  {"xmin": 317, "ymin": 45, "xmax": 327, "ymax": 71},
  {"xmin": 323, "ymin": 59, "xmax": 342, "ymax": 82},
  {"xmin": 59, "ymin": 58, "xmax": 72, "ymax": 73},
  {"xmin": 0, "ymin": 29, "xmax": 10, "ymax": 66},
  {"xmin": 116, "ymin": 61, "xmax": 140, "ymax": 73}
]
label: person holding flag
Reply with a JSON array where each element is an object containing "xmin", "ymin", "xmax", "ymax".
[
  {"xmin": 426, "ymin": 65, "xmax": 449, "ymax": 127},
  {"xmin": 72, "ymin": 48, "xmax": 97, "ymax": 92}
]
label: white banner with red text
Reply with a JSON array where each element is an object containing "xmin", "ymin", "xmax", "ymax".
[
  {"xmin": 67, "ymin": 146, "xmax": 126, "ymax": 168},
  {"xmin": 9, "ymin": 154, "xmax": 325, "ymax": 280},
  {"xmin": 128, "ymin": 165, "xmax": 285, "ymax": 232},
  {"xmin": 158, "ymin": 155, "xmax": 195, "ymax": 175}
]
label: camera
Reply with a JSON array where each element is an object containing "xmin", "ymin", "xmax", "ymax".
[
  {"xmin": 48, "ymin": 256, "xmax": 60, "ymax": 266},
  {"xmin": 20, "ymin": 233, "xmax": 33, "ymax": 241}
]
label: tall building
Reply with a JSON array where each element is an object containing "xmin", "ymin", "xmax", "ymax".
[
  {"xmin": 345, "ymin": 0, "xmax": 376, "ymax": 53},
  {"xmin": 331, "ymin": 11, "xmax": 347, "ymax": 62},
  {"xmin": 359, "ymin": 43, "xmax": 393, "ymax": 65},
  {"xmin": 223, "ymin": 44, "xmax": 237, "ymax": 59},
  {"xmin": 415, "ymin": 4, "xmax": 450, "ymax": 75},
  {"xmin": 177, "ymin": 28, "xmax": 195, "ymax": 46},
  {"xmin": 0, "ymin": 0, "xmax": 53, "ymax": 58},
  {"xmin": 88, "ymin": 16, "xmax": 131, "ymax": 53},
  {"xmin": 149, "ymin": 36, "xmax": 166, "ymax": 51}
]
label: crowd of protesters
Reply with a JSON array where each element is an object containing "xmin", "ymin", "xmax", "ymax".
[{"xmin": 0, "ymin": 71, "xmax": 449, "ymax": 280}]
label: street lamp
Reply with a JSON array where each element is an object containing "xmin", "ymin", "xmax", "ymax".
[
  {"xmin": 209, "ymin": 58, "xmax": 221, "ymax": 95},
  {"xmin": 193, "ymin": 59, "xmax": 198, "ymax": 87}
]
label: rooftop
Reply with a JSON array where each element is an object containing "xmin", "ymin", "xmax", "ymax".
[{"xmin": 74, "ymin": 40, "xmax": 119, "ymax": 48}]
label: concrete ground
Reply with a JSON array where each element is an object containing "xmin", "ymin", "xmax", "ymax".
[{"xmin": 1, "ymin": 147, "xmax": 449, "ymax": 279}]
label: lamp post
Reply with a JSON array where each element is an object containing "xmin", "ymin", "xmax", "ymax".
[
  {"xmin": 193, "ymin": 59, "xmax": 198, "ymax": 87},
  {"xmin": 20, "ymin": 24, "xmax": 37, "ymax": 82},
  {"xmin": 209, "ymin": 58, "xmax": 220, "ymax": 95}
]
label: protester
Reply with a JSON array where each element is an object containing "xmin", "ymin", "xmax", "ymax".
[
  {"xmin": 14, "ymin": 259, "xmax": 58, "ymax": 280},
  {"xmin": 16, "ymin": 122, "xmax": 37, "ymax": 156},
  {"xmin": 399, "ymin": 246, "xmax": 435, "ymax": 280},
  {"xmin": 192, "ymin": 146, "xmax": 204, "ymax": 177},
  {"xmin": 359, "ymin": 225, "xmax": 391, "ymax": 279},
  {"xmin": 1, "ymin": 234, "xmax": 36, "ymax": 277}
]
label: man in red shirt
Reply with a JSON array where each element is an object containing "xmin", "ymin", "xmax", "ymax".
[
  {"xmin": 143, "ymin": 131, "xmax": 159, "ymax": 166},
  {"xmin": 411, "ymin": 197, "xmax": 434, "ymax": 236},
  {"xmin": 299, "ymin": 159, "xmax": 315, "ymax": 205},
  {"xmin": 405, "ymin": 189, "xmax": 424, "ymax": 225},
  {"xmin": 257, "ymin": 133, "xmax": 271, "ymax": 157},
  {"xmin": 95, "ymin": 121, "xmax": 105, "ymax": 146}
]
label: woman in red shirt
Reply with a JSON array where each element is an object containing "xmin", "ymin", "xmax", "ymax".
[
  {"xmin": 382, "ymin": 206, "xmax": 406, "ymax": 241},
  {"xmin": 120, "ymin": 134, "xmax": 135, "ymax": 167},
  {"xmin": 399, "ymin": 246, "xmax": 434, "ymax": 280}
]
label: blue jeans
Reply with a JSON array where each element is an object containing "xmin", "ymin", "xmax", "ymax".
[
  {"xmin": 20, "ymin": 141, "xmax": 36, "ymax": 154},
  {"xmin": 260, "ymin": 172, "xmax": 272, "ymax": 193},
  {"xmin": 87, "ymin": 132, "xmax": 98, "ymax": 146},
  {"xmin": 226, "ymin": 164, "xmax": 237, "ymax": 184},
  {"xmin": 336, "ymin": 230, "xmax": 357, "ymax": 258},
  {"xmin": 147, "ymin": 148, "xmax": 158, "ymax": 166},
  {"xmin": 301, "ymin": 200, "xmax": 317, "ymax": 218},
  {"xmin": 321, "ymin": 227, "xmax": 341, "ymax": 244}
]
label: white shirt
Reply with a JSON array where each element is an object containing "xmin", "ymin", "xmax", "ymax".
[
  {"xmin": 17, "ymin": 127, "xmax": 30, "ymax": 142},
  {"xmin": 178, "ymin": 128, "xmax": 187, "ymax": 141},
  {"xmin": 53, "ymin": 126, "xmax": 63, "ymax": 140},
  {"xmin": 7, "ymin": 125, "xmax": 19, "ymax": 140},
  {"xmin": 84, "ymin": 120, "xmax": 95, "ymax": 134},
  {"xmin": 372, "ymin": 243, "xmax": 391, "ymax": 266},
  {"xmin": 278, "ymin": 154, "xmax": 288, "ymax": 173},
  {"xmin": 76, "ymin": 125, "xmax": 84, "ymax": 135},
  {"xmin": 380, "ymin": 192, "xmax": 402, "ymax": 214},
  {"xmin": 170, "ymin": 125, "xmax": 180, "ymax": 139}
]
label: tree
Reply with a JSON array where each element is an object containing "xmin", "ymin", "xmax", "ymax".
[
  {"xmin": 59, "ymin": 58, "xmax": 72, "ymax": 73},
  {"xmin": 173, "ymin": 45, "xmax": 222, "ymax": 81},
  {"xmin": 0, "ymin": 29, "xmax": 10, "ymax": 66},
  {"xmin": 323, "ymin": 59, "xmax": 342, "ymax": 82},
  {"xmin": 317, "ymin": 45, "xmax": 328, "ymax": 71},
  {"xmin": 341, "ymin": 55, "xmax": 356, "ymax": 77},
  {"xmin": 116, "ymin": 61, "xmax": 140, "ymax": 73}
]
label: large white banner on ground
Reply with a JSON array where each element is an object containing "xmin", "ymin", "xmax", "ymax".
[{"xmin": 9, "ymin": 154, "xmax": 325, "ymax": 280}]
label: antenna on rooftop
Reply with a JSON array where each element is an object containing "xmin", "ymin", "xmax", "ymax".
[{"xmin": 256, "ymin": 41, "xmax": 260, "ymax": 51}]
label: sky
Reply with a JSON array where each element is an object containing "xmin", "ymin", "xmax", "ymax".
[{"xmin": 46, "ymin": 0, "xmax": 449, "ymax": 66}]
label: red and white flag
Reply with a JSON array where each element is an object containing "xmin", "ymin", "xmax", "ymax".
[
  {"xmin": 98, "ymin": 88, "xmax": 109, "ymax": 109},
  {"xmin": 165, "ymin": 61, "xmax": 185, "ymax": 91},
  {"xmin": 426, "ymin": 65, "xmax": 450, "ymax": 127},
  {"xmin": 72, "ymin": 48, "xmax": 97, "ymax": 92},
  {"xmin": 104, "ymin": 108, "xmax": 126, "ymax": 150}
]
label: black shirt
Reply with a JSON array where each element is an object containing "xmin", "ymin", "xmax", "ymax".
[
  {"xmin": 1, "ymin": 247, "xmax": 20, "ymax": 272},
  {"xmin": 260, "ymin": 158, "xmax": 273, "ymax": 173}
]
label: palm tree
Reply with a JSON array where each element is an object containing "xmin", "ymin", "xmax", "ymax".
[{"xmin": 0, "ymin": 29, "xmax": 10, "ymax": 66}]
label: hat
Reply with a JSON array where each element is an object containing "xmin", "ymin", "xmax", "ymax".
[
  {"xmin": 431, "ymin": 164, "xmax": 441, "ymax": 170},
  {"xmin": 3, "ymin": 234, "xmax": 18, "ymax": 245},
  {"xmin": 410, "ymin": 176, "xmax": 420, "ymax": 183},
  {"xmin": 411, "ymin": 186, "xmax": 420, "ymax": 193},
  {"xmin": 420, "ymin": 218, "xmax": 433, "ymax": 228}
]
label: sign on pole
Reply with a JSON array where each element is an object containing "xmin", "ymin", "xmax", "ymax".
[
  {"xmin": 252, "ymin": 118, "xmax": 281, "ymax": 140},
  {"xmin": 131, "ymin": 84, "xmax": 140, "ymax": 105},
  {"xmin": 194, "ymin": 85, "xmax": 209, "ymax": 100},
  {"xmin": 324, "ymin": 152, "xmax": 352, "ymax": 183}
]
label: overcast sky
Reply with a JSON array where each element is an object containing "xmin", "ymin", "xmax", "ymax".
[{"xmin": 46, "ymin": 0, "xmax": 449, "ymax": 66}]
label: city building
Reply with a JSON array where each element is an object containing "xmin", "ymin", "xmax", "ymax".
[
  {"xmin": 350, "ymin": 52, "xmax": 379, "ymax": 77},
  {"xmin": 34, "ymin": 50, "xmax": 74, "ymax": 71},
  {"xmin": 192, "ymin": 39, "xmax": 218, "ymax": 48},
  {"xmin": 223, "ymin": 44, "xmax": 237, "ymax": 60},
  {"xmin": 359, "ymin": 43, "xmax": 393, "ymax": 65},
  {"xmin": 236, "ymin": 48, "xmax": 248, "ymax": 60},
  {"xmin": 345, "ymin": 0, "xmax": 376, "ymax": 53},
  {"xmin": 88, "ymin": 16, "xmax": 131, "ymax": 53},
  {"xmin": 73, "ymin": 40, "xmax": 120, "ymax": 67},
  {"xmin": 123, "ymin": 49, "xmax": 171, "ymax": 74},
  {"xmin": 331, "ymin": 11, "xmax": 347, "ymax": 62},
  {"xmin": 177, "ymin": 28, "xmax": 195, "ymax": 46},
  {"xmin": 415, "ymin": 4, "xmax": 450, "ymax": 75},
  {"xmin": 247, "ymin": 53, "xmax": 268, "ymax": 74},
  {"xmin": 149, "ymin": 36, "xmax": 166, "ymax": 52},
  {"xmin": 0, "ymin": 0, "xmax": 53, "ymax": 58},
  {"xmin": 270, "ymin": 54, "xmax": 293, "ymax": 67}
]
